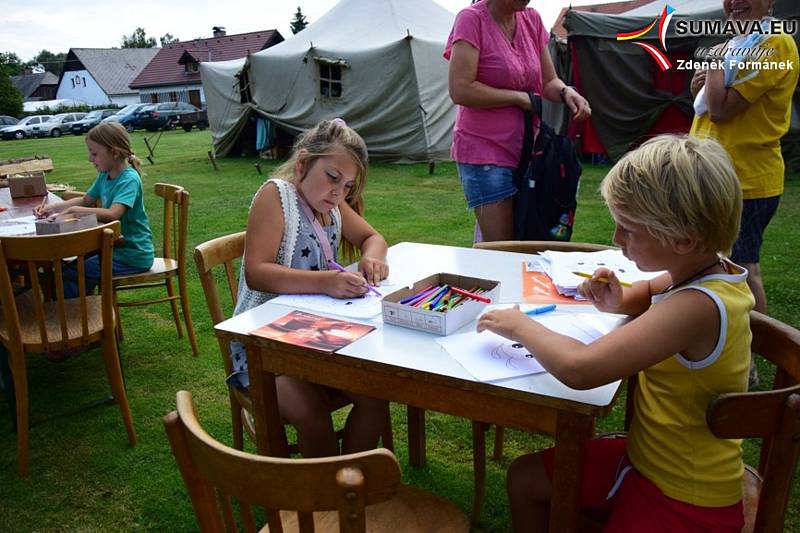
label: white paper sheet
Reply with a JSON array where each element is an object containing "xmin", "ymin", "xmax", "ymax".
[
  {"xmin": 538, "ymin": 249, "xmax": 665, "ymax": 299},
  {"xmin": 0, "ymin": 215, "xmax": 36, "ymax": 236},
  {"xmin": 269, "ymin": 280, "xmax": 410, "ymax": 319},
  {"xmin": 436, "ymin": 313, "xmax": 621, "ymax": 382}
]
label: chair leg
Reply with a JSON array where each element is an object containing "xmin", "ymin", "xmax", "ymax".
[
  {"xmin": 101, "ymin": 336, "xmax": 136, "ymax": 446},
  {"xmin": 493, "ymin": 425, "xmax": 505, "ymax": 460},
  {"xmin": 165, "ymin": 278, "xmax": 184, "ymax": 339},
  {"xmin": 407, "ymin": 406, "xmax": 426, "ymax": 467},
  {"xmin": 9, "ymin": 351, "xmax": 29, "ymax": 476},
  {"xmin": 113, "ymin": 288, "xmax": 123, "ymax": 342},
  {"xmin": 177, "ymin": 272, "xmax": 198, "ymax": 356},
  {"xmin": 471, "ymin": 421, "xmax": 488, "ymax": 525}
]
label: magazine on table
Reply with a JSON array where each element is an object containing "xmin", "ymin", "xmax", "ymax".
[{"xmin": 250, "ymin": 310, "xmax": 375, "ymax": 353}]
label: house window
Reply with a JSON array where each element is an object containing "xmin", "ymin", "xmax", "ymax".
[
  {"xmin": 317, "ymin": 58, "xmax": 345, "ymax": 98},
  {"xmin": 184, "ymin": 62, "xmax": 199, "ymax": 73},
  {"xmin": 169, "ymin": 92, "xmax": 178, "ymax": 102}
]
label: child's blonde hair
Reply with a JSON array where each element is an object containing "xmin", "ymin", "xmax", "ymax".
[
  {"xmin": 601, "ymin": 135, "xmax": 742, "ymax": 255},
  {"xmin": 86, "ymin": 122, "xmax": 143, "ymax": 177},
  {"xmin": 274, "ymin": 119, "xmax": 369, "ymax": 261}
]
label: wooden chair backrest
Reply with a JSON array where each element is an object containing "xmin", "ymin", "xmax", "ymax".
[
  {"xmin": 0, "ymin": 222, "xmax": 120, "ymax": 352},
  {"xmin": 193, "ymin": 231, "xmax": 245, "ymax": 375},
  {"xmin": 473, "ymin": 240, "xmax": 614, "ymax": 254},
  {"xmin": 707, "ymin": 311, "xmax": 800, "ymax": 533},
  {"xmin": 164, "ymin": 391, "xmax": 401, "ymax": 533},
  {"xmin": 153, "ymin": 183, "xmax": 189, "ymax": 264}
]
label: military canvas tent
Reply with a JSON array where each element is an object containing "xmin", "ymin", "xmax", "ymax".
[
  {"xmin": 562, "ymin": 0, "xmax": 800, "ymax": 168},
  {"xmin": 201, "ymin": 0, "xmax": 455, "ymax": 162}
]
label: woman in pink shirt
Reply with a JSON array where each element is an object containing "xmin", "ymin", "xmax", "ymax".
[{"xmin": 445, "ymin": 0, "xmax": 591, "ymax": 241}]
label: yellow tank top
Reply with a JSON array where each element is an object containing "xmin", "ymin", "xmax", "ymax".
[{"xmin": 626, "ymin": 265, "xmax": 754, "ymax": 506}]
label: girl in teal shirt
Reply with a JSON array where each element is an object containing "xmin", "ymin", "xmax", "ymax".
[{"xmin": 34, "ymin": 122, "xmax": 154, "ymax": 297}]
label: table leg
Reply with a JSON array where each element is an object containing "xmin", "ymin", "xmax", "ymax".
[
  {"xmin": 248, "ymin": 345, "xmax": 289, "ymax": 457},
  {"xmin": 549, "ymin": 412, "xmax": 594, "ymax": 533},
  {"xmin": 471, "ymin": 421, "xmax": 488, "ymax": 525},
  {"xmin": 407, "ymin": 405, "xmax": 426, "ymax": 467}
]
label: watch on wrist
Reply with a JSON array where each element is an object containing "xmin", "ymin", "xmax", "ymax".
[{"xmin": 560, "ymin": 85, "xmax": 576, "ymax": 103}]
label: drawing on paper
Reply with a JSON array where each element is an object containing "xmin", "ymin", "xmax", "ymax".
[{"xmin": 491, "ymin": 341, "xmax": 537, "ymax": 371}]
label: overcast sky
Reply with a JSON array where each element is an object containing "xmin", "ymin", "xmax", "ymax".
[{"xmin": 2, "ymin": 0, "xmax": 615, "ymax": 63}]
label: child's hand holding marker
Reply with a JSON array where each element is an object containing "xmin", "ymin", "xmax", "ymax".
[
  {"xmin": 575, "ymin": 267, "xmax": 627, "ymax": 313},
  {"xmin": 328, "ymin": 260, "xmax": 383, "ymax": 297}
]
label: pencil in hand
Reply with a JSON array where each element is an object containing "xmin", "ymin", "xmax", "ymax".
[{"xmin": 572, "ymin": 271, "xmax": 633, "ymax": 288}]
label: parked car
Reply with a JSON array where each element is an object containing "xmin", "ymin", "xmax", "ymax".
[
  {"xmin": 0, "ymin": 115, "xmax": 18, "ymax": 127},
  {"xmin": 179, "ymin": 108, "xmax": 209, "ymax": 132},
  {"xmin": 1, "ymin": 115, "xmax": 53, "ymax": 140},
  {"xmin": 32, "ymin": 113, "xmax": 87, "ymax": 137},
  {"xmin": 102, "ymin": 103, "xmax": 151, "ymax": 132},
  {"xmin": 133, "ymin": 102, "xmax": 199, "ymax": 132},
  {"xmin": 70, "ymin": 109, "xmax": 118, "ymax": 135}
]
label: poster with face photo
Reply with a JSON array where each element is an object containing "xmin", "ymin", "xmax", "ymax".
[{"xmin": 250, "ymin": 310, "xmax": 375, "ymax": 353}]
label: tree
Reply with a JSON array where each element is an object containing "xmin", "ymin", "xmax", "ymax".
[
  {"xmin": 160, "ymin": 33, "xmax": 180, "ymax": 46},
  {"xmin": 0, "ymin": 56, "xmax": 23, "ymax": 116},
  {"xmin": 290, "ymin": 7, "xmax": 308, "ymax": 34},
  {"xmin": 28, "ymin": 50, "xmax": 67, "ymax": 77},
  {"xmin": 121, "ymin": 28, "xmax": 157, "ymax": 48},
  {"xmin": 0, "ymin": 52, "xmax": 24, "ymax": 76}
]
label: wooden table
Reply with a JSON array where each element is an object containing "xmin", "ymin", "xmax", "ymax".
[{"xmin": 215, "ymin": 242, "xmax": 624, "ymax": 533}]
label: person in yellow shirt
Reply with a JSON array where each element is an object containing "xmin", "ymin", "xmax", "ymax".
[
  {"xmin": 479, "ymin": 135, "xmax": 753, "ymax": 532},
  {"xmin": 689, "ymin": 0, "xmax": 799, "ymax": 387}
]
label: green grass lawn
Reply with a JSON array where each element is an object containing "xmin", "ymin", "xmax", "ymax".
[{"xmin": 0, "ymin": 130, "xmax": 798, "ymax": 532}]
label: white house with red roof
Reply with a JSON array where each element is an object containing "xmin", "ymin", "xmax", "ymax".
[{"xmin": 129, "ymin": 27, "xmax": 283, "ymax": 108}]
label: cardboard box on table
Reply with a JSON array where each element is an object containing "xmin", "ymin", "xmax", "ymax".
[
  {"xmin": 35, "ymin": 213, "xmax": 97, "ymax": 235},
  {"xmin": 382, "ymin": 273, "xmax": 500, "ymax": 336},
  {"xmin": 9, "ymin": 172, "xmax": 47, "ymax": 198}
]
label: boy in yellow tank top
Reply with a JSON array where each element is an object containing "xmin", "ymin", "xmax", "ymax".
[{"xmin": 478, "ymin": 135, "xmax": 754, "ymax": 532}]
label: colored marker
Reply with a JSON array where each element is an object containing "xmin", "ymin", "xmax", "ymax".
[
  {"xmin": 399, "ymin": 285, "xmax": 434, "ymax": 305},
  {"xmin": 525, "ymin": 304, "xmax": 557, "ymax": 316},
  {"xmin": 572, "ymin": 271, "xmax": 633, "ymax": 288},
  {"xmin": 450, "ymin": 286, "xmax": 492, "ymax": 304},
  {"xmin": 328, "ymin": 260, "xmax": 383, "ymax": 297}
]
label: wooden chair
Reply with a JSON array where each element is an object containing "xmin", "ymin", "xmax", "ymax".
[
  {"xmin": 193, "ymin": 232, "xmax": 393, "ymax": 452},
  {"xmin": 0, "ymin": 222, "xmax": 136, "ymax": 475},
  {"xmin": 113, "ymin": 183, "xmax": 198, "ymax": 356},
  {"xmin": 707, "ymin": 311, "xmax": 800, "ymax": 533},
  {"xmin": 165, "ymin": 390, "xmax": 468, "ymax": 533}
]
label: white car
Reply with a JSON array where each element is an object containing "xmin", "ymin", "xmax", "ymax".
[
  {"xmin": 31, "ymin": 113, "xmax": 87, "ymax": 138},
  {"xmin": 0, "ymin": 115, "xmax": 53, "ymax": 140}
]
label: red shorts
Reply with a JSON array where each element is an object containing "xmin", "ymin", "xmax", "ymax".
[{"xmin": 541, "ymin": 436, "xmax": 744, "ymax": 532}]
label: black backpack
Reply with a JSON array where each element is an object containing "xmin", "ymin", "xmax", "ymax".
[{"xmin": 513, "ymin": 94, "xmax": 581, "ymax": 241}]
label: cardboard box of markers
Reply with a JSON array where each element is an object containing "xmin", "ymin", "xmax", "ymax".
[{"xmin": 382, "ymin": 273, "xmax": 500, "ymax": 336}]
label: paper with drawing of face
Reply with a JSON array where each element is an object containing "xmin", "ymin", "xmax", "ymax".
[{"xmin": 491, "ymin": 341, "xmax": 537, "ymax": 371}]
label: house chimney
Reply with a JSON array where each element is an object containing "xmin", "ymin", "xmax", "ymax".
[{"xmin": 212, "ymin": 26, "xmax": 226, "ymax": 38}]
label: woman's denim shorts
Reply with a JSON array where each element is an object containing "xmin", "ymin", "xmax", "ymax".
[
  {"xmin": 731, "ymin": 196, "xmax": 781, "ymax": 264},
  {"xmin": 457, "ymin": 163, "xmax": 517, "ymax": 209}
]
